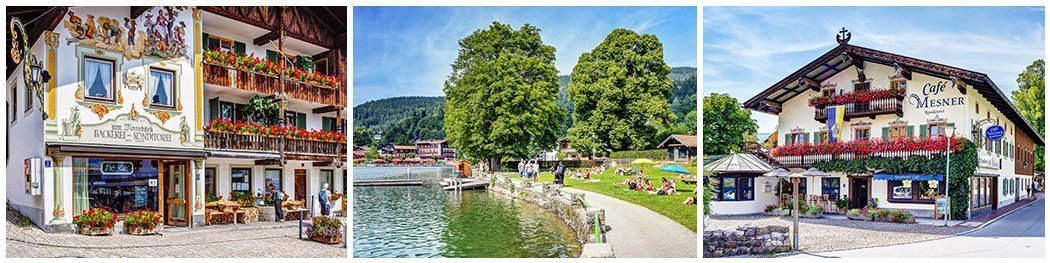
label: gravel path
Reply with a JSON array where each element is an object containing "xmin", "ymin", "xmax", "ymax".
[
  {"xmin": 706, "ymin": 215, "xmax": 969, "ymax": 253},
  {"xmin": 558, "ymin": 187, "xmax": 698, "ymax": 258}
]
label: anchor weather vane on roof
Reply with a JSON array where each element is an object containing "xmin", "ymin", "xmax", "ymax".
[{"xmin": 836, "ymin": 27, "xmax": 851, "ymax": 45}]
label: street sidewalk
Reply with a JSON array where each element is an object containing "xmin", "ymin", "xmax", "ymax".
[{"xmin": 957, "ymin": 192, "xmax": 1044, "ymax": 227}]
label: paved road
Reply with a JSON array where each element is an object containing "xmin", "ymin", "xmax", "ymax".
[
  {"xmin": 791, "ymin": 198, "xmax": 1044, "ymax": 258},
  {"xmin": 558, "ymin": 187, "xmax": 698, "ymax": 258},
  {"xmin": 7, "ymin": 219, "xmax": 346, "ymax": 258}
]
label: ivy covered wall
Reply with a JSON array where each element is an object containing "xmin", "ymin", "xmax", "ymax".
[{"xmin": 813, "ymin": 141, "xmax": 978, "ymax": 219}]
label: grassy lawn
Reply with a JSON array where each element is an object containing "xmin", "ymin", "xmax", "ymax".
[{"xmin": 526, "ymin": 165, "xmax": 698, "ymax": 232}]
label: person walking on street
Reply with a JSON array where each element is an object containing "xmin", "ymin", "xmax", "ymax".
[
  {"xmin": 518, "ymin": 160, "xmax": 526, "ymax": 180},
  {"xmin": 269, "ymin": 183, "xmax": 286, "ymax": 222},
  {"xmin": 319, "ymin": 183, "xmax": 332, "ymax": 216}
]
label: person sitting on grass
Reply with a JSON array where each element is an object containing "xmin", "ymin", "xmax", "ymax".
[
  {"xmin": 648, "ymin": 177, "xmax": 676, "ymax": 195},
  {"xmin": 682, "ymin": 188, "xmax": 698, "ymax": 205}
]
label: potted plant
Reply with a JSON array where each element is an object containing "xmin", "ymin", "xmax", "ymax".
[
  {"xmin": 846, "ymin": 208, "xmax": 866, "ymax": 220},
  {"xmin": 889, "ymin": 209, "xmax": 916, "ymax": 224},
  {"xmin": 73, "ymin": 208, "xmax": 116, "ymax": 236},
  {"xmin": 125, "ymin": 210, "xmax": 163, "ymax": 235},
  {"xmin": 835, "ymin": 196, "xmax": 850, "ymax": 214},
  {"xmin": 868, "ymin": 209, "xmax": 891, "ymax": 222},
  {"xmin": 802, "ymin": 205, "xmax": 824, "ymax": 218},
  {"xmin": 308, "ymin": 215, "xmax": 344, "ymax": 244}
]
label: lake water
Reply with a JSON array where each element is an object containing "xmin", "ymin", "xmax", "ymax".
[{"xmin": 352, "ymin": 166, "xmax": 582, "ymax": 258}]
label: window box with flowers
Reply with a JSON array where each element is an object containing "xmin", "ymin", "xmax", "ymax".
[
  {"xmin": 124, "ymin": 210, "xmax": 163, "ymax": 235},
  {"xmin": 73, "ymin": 208, "xmax": 117, "ymax": 236},
  {"xmin": 202, "ymin": 48, "xmax": 341, "ymax": 89},
  {"xmin": 808, "ymin": 86, "xmax": 905, "ymax": 108}
]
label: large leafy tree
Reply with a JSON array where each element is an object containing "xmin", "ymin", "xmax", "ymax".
[
  {"xmin": 703, "ymin": 93, "xmax": 757, "ymax": 155},
  {"xmin": 567, "ymin": 29, "xmax": 676, "ymax": 156},
  {"xmin": 353, "ymin": 126, "xmax": 373, "ymax": 147},
  {"xmin": 1012, "ymin": 59, "xmax": 1044, "ymax": 171},
  {"xmin": 443, "ymin": 22, "xmax": 565, "ymax": 170}
]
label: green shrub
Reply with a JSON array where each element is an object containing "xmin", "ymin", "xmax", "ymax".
[
  {"xmin": 806, "ymin": 205, "xmax": 823, "ymax": 214},
  {"xmin": 847, "ymin": 208, "xmax": 862, "ymax": 217},
  {"xmin": 609, "ymin": 149, "xmax": 667, "ymax": 160},
  {"xmin": 835, "ymin": 196, "xmax": 849, "ymax": 209}
]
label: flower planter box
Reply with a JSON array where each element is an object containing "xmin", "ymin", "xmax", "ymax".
[
  {"xmin": 127, "ymin": 225, "xmax": 162, "ymax": 235},
  {"xmin": 800, "ymin": 211, "xmax": 823, "ymax": 219},
  {"xmin": 310, "ymin": 234, "xmax": 343, "ymax": 244},
  {"xmin": 78, "ymin": 226, "xmax": 114, "ymax": 236},
  {"xmin": 846, "ymin": 213, "xmax": 870, "ymax": 221},
  {"xmin": 765, "ymin": 209, "xmax": 790, "ymax": 217}
]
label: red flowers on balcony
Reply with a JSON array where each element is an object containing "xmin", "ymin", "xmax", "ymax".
[
  {"xmin": 770, "ymin": 136, "xmax": 966, "ymax": 157},
  {"xmin": 808, "ymin": 87, "xmax": 905, "ymax": 108},
  {"xmin": 203, "ymin": 48, "xmax": 341, "ymax": 89},
  {"xmin": 204, "ymin": 119, "xmax": 346, "ymax": 143}
]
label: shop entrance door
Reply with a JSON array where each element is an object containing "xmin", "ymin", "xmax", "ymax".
[
  {"xmin": 295, "ymin": 169, "xmax": 307, "ymax": 201},
  {"xmin": 849, "ymin": 177, "xmax": 870, "ymax": 209},
  {"xmin": 991, "ymin": 179, "xmax": 999, "ymax": 210},
  {"xmin": 163, "ymin": 161, "xmax": 190, "ymax": 227}
]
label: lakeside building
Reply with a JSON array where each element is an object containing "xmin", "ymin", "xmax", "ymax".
[
  {"xmin": 415, "ymin": 139, "xmax": 455, "ymax": 161},
  {"xmin": 7, "ymin": 6, "xmax": 346, "ymax": 231},
  {"xmin": 709, "ymin": 31, "xmax": 1042, "ymax": 218}
]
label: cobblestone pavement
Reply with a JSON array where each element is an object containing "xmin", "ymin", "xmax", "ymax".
[
  {"xmin": 706, "ymin": 215, "xmax": 970, "ymax": 253},
  {"xmin": 6, "ymin": 219, "xmax": 346, "ymax": 258}
]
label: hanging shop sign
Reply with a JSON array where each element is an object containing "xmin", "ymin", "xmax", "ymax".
[
  {"xmin": 908, "ymin": 81, "xmax": 965, "ymax": 109},
  {"xmin": 978, "ymin": 152, "xmax": 1001, "ymax": 170},
  {"xmin": 985, "ymin": 125, "xmax": 1005, "ymax": 141}
]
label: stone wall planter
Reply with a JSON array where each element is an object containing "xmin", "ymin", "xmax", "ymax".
[
  {"xmin": 78, "ymin": 226, "xmax": 114, "ymax": 236},
  {"xmin": 846, "ymin": 213, "xmax": 869, "ymax": 221},
  {"xmin": 765, "ymin": 209, "xmax": 790, "ymax": 217},
  {"xmin": 800, "ymin": 211, "xmax": 823, "ymax": 218},
  {"xmin": 704, "ymin": 225, "xmax": 792, "ymax": 257}
]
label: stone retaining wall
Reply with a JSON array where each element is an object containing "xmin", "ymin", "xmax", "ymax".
[
  {"xmin": 483, "ymin": 174, "xmax": 612, "ymax": 258},
  {"xmin": 703, "ymin": 225, "xmax": 791, "ymax": 257}
]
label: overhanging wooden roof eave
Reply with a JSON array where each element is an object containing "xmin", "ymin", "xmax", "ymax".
[{"xmin": 743, "ymin": 43, "xmax": 1043, "ymax": 145}]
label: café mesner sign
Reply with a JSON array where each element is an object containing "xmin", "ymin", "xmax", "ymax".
[{"xmin": 908, "ymin": 81, "xmax": 965, "ymax": 109}]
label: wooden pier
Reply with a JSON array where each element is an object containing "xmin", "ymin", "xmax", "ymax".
[
  {"xmin": 440, "ymin": 178, "xmax": 488, "ymax": 190},
  {"xmin": 353, "ymin": 179, "xmax": 424, "ymax": 186}
]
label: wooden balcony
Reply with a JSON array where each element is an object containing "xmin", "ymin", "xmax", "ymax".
[
  {"xmin": 814, "ymin": 96, "xmax": 903, "ymax": 122},
  {"xmin": 203, "ymin": 62, "xmax": 344, "ymax": 106},
  {"xmin": 204, "ymin": 132, "xmax": 341, "ymax": 157}
]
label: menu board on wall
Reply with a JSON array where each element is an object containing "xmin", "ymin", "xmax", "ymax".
[{"xmin": 134, "ymin": 186, "xmax": 147, "ymax": 206}]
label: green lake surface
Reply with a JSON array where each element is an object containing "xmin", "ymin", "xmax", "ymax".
[{"xmin": 353, "ymin": 166, "xmax": 581, "ymax": 258}]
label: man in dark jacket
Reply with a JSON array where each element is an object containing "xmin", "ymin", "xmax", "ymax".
[{"xmin": 554, "ymin": 162, "xmax": 566, "ymax": 185}]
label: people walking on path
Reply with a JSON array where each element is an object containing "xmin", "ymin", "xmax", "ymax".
[
  {"xmin": 518, "ymin": 160, "xmax": 526, "ymax": 180},
  {"xmin": 268, "ymin": 183, "xmax": 286, "ymax": 222},
  {"xmin": 554, "ymin": 162, "xmax": 565, "ymax": 185},
  {"xmin": 319, "ymin": 183, "xmax": 332, "ymax": 216}
]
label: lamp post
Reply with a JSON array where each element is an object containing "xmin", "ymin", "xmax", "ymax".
[{"xmin": 945, "ymin": 124, "xmax": 956, "ymax": 227}]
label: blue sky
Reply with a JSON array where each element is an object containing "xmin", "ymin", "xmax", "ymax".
[
  {"xmin": 353, "ymin": 6, "xmax": 697, "ymax": 106},
  {"xmin": 704, "ymin": 6, "xmax": 1045, "ymax": 133}
]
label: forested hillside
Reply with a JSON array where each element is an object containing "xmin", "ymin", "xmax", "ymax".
[{"xmin": 353, "ymin": 67, "xmax": 696, "ymax": 147}]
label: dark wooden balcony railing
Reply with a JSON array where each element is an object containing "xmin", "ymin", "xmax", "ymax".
[
  {"xmin": 205, "ymin": 132, "xmax": 341, "ymax": 157},
  {"xmin": 203, "ymin": 62, "xmax": 344, "ymax": 106},
  {"xmin": 773, "ymin": 149, "xmax": 948, "ymax": 168},
  {"xmin": 814, "ymin": 96, "xmax": 903, "ymax": 122}
]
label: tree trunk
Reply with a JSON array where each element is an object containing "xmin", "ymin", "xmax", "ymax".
[{"xmin": 490, "ymin": 156, "xmax": 502, "ymax": 172}]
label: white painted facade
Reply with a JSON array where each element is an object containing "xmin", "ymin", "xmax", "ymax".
[
  {"xmin": 6, "ymin": 6, "xmax": 347, "ymax": 232},
  {"xmin": 717, "ymin": 44, "xmax": 1040, "ymax": 217}
]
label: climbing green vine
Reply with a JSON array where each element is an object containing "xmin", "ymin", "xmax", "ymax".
[{"xmin": 813, "ymin": 141, "xmax": 978, "ymax": 219}]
